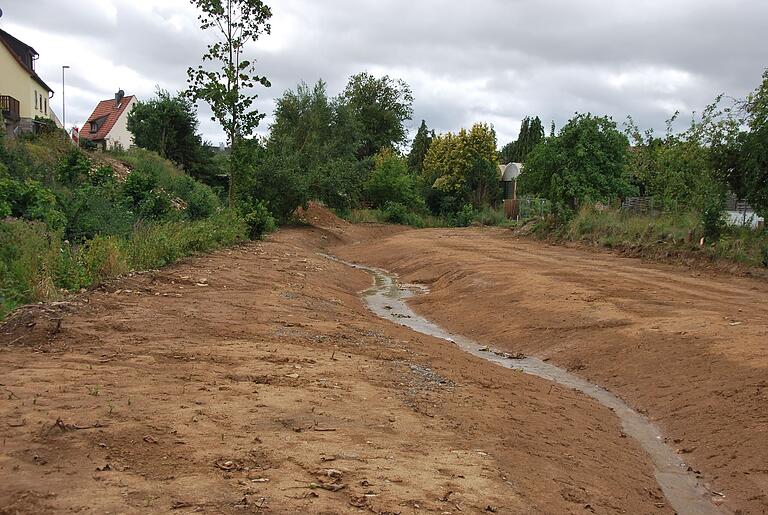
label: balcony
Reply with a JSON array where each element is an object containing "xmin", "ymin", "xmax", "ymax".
[{"xmin": 1, "ymin": 95, "xmax": 21, "ymax": 122}]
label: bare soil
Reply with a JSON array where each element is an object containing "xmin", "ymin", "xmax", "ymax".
[
  {"xmin": 339, "ymin": 226, "xmax": 768, "ymax": 515},
  {"xmin": 2, "ymin": 209, "xmax": 755, "ymax": 514}
]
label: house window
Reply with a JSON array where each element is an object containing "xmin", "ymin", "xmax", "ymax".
[
  {"xmin": 44, "ymin": 98, "xmax": 47, "ymax": 114},
  {"xmin": 34, "ymin": 91, "xmax": 38, "ymax": 110}
]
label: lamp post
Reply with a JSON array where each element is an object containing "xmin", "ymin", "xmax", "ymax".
[{"xmin": 62, "ymin": 65, "xmax": 70, "ymax": 136}]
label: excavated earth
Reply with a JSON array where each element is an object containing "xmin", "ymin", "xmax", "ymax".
[
  {"xmin": 338, "ymin": 226, "xmax": 768, "ymax": 515},
  {"xmin": 1, "ymin": 208, "xmax": 763, "ymax": 514}
]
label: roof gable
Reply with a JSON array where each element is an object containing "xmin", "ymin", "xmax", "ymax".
[
  {"xmin": 81, "ymin": 96, "xmax": 135, "ymax": 141},
  {"xmin": 0, "ymin": 28, "xmax": 53, "ymax": 92}
]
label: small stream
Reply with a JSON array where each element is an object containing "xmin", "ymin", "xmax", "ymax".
[{"xmin": 326, "ymin": 255, "xmax": 724, "ymax": 515}]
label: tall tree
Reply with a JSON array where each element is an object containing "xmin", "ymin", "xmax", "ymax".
[
  {"xmin": 341, "ymin": 72, "xmax": 414, "ymax": 160},
  {"xmin": 407, "ymin": 120, "xmax": 433, "ymax": 173},
  {"xmin": 127, "ymin": 89, "xmax": 210, "ymax": 176},
  {"xmin": 423, "ymin": 123, "xmax": 500, "ymax": 208},
  {"xmin": 186, "ymin": 0, "xmax": 272, "ymax": 207},
  {"xmin": 500, "ymin": 116, "xmax": 545, "ymax": 163},
  {"xmin": 519, "ymin": 114, "xmax": 635, "ymax": 216}
]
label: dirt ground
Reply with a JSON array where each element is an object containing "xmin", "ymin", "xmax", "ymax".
[
  {"xmin": 339, "ymin": 226, "xmax": 768, "ymax": 515},
  {"xmin": 0, "ymin": 209, "xmax": 755, "ymax": 514}
]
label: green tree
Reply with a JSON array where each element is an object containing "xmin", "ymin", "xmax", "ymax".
[
  {"xmin": 341, "ymin": 72, "xmax": 414, "ymax": 160},
  {"xmin": 186, "ymin": 0, "xmax": 272, "ymax": 207},
  {"xmin": 728, "ymin": 70, "xmax": 768, "ymax": 216},
  {"xmin": 127, "ymin": 89, "xmax": 212, "ymax": 178},
  {"xmin": 365, "ymin": 148, "xmax": 421, "ymax": 209},
  {"xmin": 519, "ymin": 113, "xmax": 635, "ymax": 216},
  {"xmin": 500, "ymin": 116, "xmax": 545, "ymax": 163},
  {"xmin": 407, "ymin": 120, "xmax": 433, "ymax": 173},
  {"xmin": 422, "ymin": 123, "xmax": 500, "ymax": 210}
]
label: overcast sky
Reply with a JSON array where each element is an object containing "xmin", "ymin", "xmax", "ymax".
[{"xmin": 2, "ymin": 0, "xmax": 766, "ymax": 146}]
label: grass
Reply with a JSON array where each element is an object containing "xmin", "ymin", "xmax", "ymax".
[
  {"xmin": 347, "ymin": 205, "xmax": 518, "ymax": 229},
  {"xmin": 529, "ymin": 205, "xmax": 768, "ymax": 269},
  {"xmin": 0, "ymin": 210, "xmax": 248, "ymax": 319}
]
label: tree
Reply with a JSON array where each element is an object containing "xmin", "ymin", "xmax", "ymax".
[
  {"xmin": 519, "ymin": 114, "xmax": 635, "ymax": 216},
  {"xmin": 422, "ymin": 123, "xmax": 500, "ymax": 210},
  {"xmin": 341, "ymin": 72, "xmax": 414, "ymax": 160},
  {"xmin": 365, "ymin": 148, "xmax": 421, "ymax": 209},
  {"xmin": 187, "ymin": 0, "xmax": 272, "ymax": 207},
  {"xmin": 730, "ymin": 70, "xmax": 768, "ymax": 216},
  {"xmin": 127, "ymin": 89, "xmax": 210, "ymax": 177},
  {"xmin": 500, "ymin": 116, "xmax": 545, "ymax": 163},
  {"xmin": 407, "ymin": 120, "xmax": 433, "ymax": 173}
]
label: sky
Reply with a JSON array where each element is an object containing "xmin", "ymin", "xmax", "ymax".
[{"xmin": 2, "ymin": 0, "xmax": 766, "ymax": 147}]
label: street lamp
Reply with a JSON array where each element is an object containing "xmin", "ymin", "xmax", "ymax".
[{"xmin": 62, "ymin": 65, "xmax": 70, "ymax": 135}]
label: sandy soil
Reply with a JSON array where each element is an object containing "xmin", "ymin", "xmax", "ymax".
[
  {"xmin": 0, "ymin": 213, "xmax": 674, "ymax": 514},
  {"xmin": 339, "ymin": 226, "xmax": 768, "ymax": 515}
]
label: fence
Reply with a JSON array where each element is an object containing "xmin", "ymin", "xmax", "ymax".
[
  {"xmin": 621, "ymin": 195, "xmax": 764, "ymax": 228},
  {"xmin": 621, "ymin": 196, "xmax": 655, "ymax": 214}
]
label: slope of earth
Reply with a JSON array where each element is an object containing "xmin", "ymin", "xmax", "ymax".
[
  {"xmin": 337, "ymin": 226, "xmax": 768, "ymax": 515},
  {"xmin": 0, "ymin": 218, "xmax": 670, "ymax": 514}
]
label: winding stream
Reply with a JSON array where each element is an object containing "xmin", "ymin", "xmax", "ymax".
[{"xmin": 327, "ymin": 255, "xmax": 724, "ymax": 515}]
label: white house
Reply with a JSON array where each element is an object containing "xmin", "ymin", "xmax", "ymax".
[{"xmin": 80, "ymin": 90, "xmax": 136, "ymax": 150}]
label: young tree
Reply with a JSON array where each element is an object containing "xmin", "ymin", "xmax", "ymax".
[
  {"xmin": 407, "ymin": 120, "xmax": 433, "ymax": 173},
  {"xmin": 186, "ymin": 0, "xmax": 272, "ymax": 207},
  {"xmin": 341, "ymin": 72, "xmax": 414, "ymax": 160}
]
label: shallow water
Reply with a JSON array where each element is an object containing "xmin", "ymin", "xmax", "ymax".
[{"xmin": 326, "ymin": 254, "xmax": 725, "ymax": 515}]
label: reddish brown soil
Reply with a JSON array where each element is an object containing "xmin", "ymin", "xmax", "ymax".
[
  {"xmin": 339, "ymin": 226, "xmax": 768, "ymax": 515},
  {"xmin": 0, "ymin": 216, "xmax": 673, "ymax": 514}
]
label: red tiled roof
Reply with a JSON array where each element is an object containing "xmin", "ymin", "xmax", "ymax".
[{"xmin": 81, "ymin": 96, "xmax": 135, "ymax": 142}]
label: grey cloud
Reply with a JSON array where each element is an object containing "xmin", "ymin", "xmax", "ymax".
[{"xmin": 2, "ymin": 0, "xmax": 766, "ymax": 145}]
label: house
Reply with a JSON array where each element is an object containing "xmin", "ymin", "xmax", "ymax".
[
  {"xmin": 80, "ymin": 90, "xmax": 136, "ymax": 150},
  {"xmin": 0, "ymin": 27, "xmax": 55, "ymax": 134}
]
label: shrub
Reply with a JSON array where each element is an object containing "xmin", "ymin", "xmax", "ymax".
[
  {"xmin": 240, "ymin": 200, "xmax": 277, "ymax": 239},
  {"xmin": 364, "ymin": 149, "xmax": 421, "ymax": 209},
  {"xmin": 701, "ymin": 196, "xmax": 727, "ymax": 243},
  {"xmin": 455, "ymin": 203, "xmax": 475, "ymax": 227},
  {"xmin": 56, "ymin": 148, "xmax": 91, "ymax": 186},
  {"xmin": 186, "ymin": 183, "xmax": 219, "ymax": 220},
  {"xmin": 381, "ymin": 201, "xmax": 425, "ymax": 227},
  {"xmin": 761, "ymin": 241, "xmax": 768, "ymax": 267}
]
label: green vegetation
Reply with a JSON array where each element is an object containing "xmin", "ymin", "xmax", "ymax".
[
  {"xmin": 0, "ymin": 129, "xmax": 253, "ymax": 319},
  {"xmin": 5, "ymin": 0, "xmax": 768, "ymax": 321},
  {"xmin": 127, "ymin": 89, "xmax": 219, "ymax": 183},
  {"xmin": 529, "ymin": 206, "xmax": 768, "ymax": 269},
  {"xmin": 500, "ymin": 116, "xmax": 545, "ymax": 164},
  {"xmin": 520, "ymin": 114, "xmax": 635, "ymax": 217}
]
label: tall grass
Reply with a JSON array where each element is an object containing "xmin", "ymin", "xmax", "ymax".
[
  {"xmin": 0, "ymin": 211, "xmax": 248, "ymax": 319},
  {"xmin": 347, "ymin": 205, "xmax": 517, "ymax": 229},
  {"xmin": 532, "ymin": 205, "xmax": 768, "ymax": 268}
]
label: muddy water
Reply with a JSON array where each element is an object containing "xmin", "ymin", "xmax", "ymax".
[{"xmin": 328, "ymin": 256, "xmax": 724, "ymax": 515}]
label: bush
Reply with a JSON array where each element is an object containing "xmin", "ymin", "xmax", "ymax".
[
  {"xmin": 762, "ymin": 242, "xmax": 768, "ymax": 267},
  {"xmin": 186, "ymin": 183, "xmax": 219, "ymax": 220},
  {"xmin": 240, "ymin": 200, "xmax": 277, "ymax": 240},
  {"xmin": 364, "ymin": 149, "xmax": 421, "ymax": 209},
  {"xmin": 0, "ymin": 172, "xmax": 67, "ymax": 230},
  {"xmin": 455, "ymin": 203, "xmax": 475, "ymax": 227},
  {"xmin": 701, "ymin": 196, "xmax": 727, "ymax": 243},
  {"xmin": 381, "ymin": 201, "xmax": 424, "ymax": 227}
]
